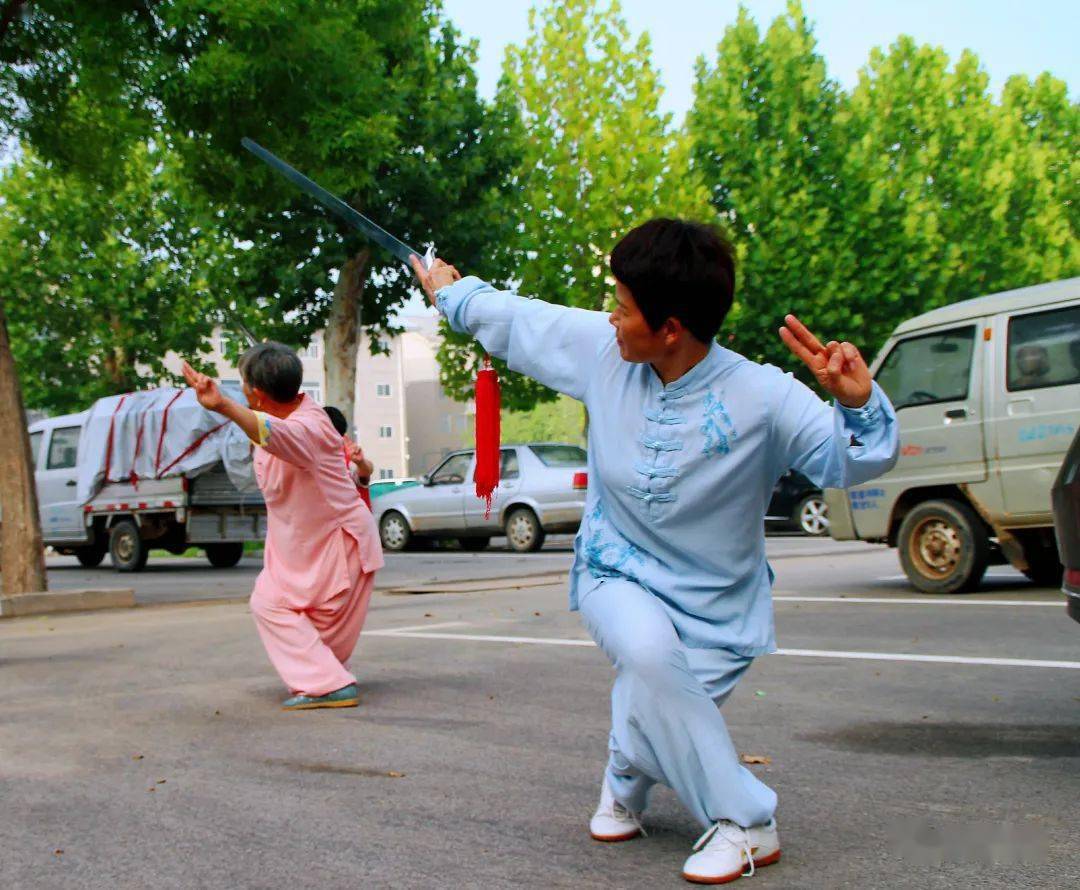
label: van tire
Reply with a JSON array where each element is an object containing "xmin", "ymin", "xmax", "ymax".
[
  {"xmin": 205, "ymin": 542, "xmax": 244, "ymax": 568},
  {"xmin": 898, "ymin": 499, "xmax": 988, "ymax": 594},
  {"xmin": 109, "ymin": 519, "xmax": 149, "ymax": 573}
]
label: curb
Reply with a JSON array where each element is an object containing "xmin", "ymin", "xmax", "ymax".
[{"xmin": 0, "ymin": 588, "xmax": 136, "ymax": 618}]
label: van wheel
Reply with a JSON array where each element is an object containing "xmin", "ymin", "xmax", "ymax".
[
  {"xmin": 898, "ymin": 499, "xmax": 988, "ymax": 594},
  {"xmin": 109, "ymin": 519, "xmax": 148, "ymax": 573},
  {"xmin": 379, "ymin": 511, "xmax": 412, "ymax": 552},
  {"xmin": 205, "ymin": 543, "xmax": 244, "ymax": 568},
  {"xmin": 505, "ymin": 507, "xmax": 545, "ymax": 553}
]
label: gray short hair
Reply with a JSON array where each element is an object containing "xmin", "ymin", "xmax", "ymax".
[{"xmin": 237, "ymin": 341, "xmax": 303, "ymax": 402}]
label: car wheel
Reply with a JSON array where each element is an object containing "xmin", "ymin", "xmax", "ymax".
[
  {"xmin": 505, "ymin": 507, "xmax": 545, "ymax": 553},
  {"xmin": 458, "ymin": 537, "xmax": 491, "ymax": 552},
  {"xmin": 109, "ymin": 519, "xmax": 148, "ymax": 573},
  {"xmin": 898, "ymin": 499, "xmax": 989, "ymax": 594},
  {"xmin": 795, "ymin": 494, "xmax": 829, "ymax": 536},
  {"xmin": 380, "ymin": 511, "xmax": 412, "ymax": 552},
  {"xmin": 205, "ymin": 542, "xmax": 244, "ymax": 568}
]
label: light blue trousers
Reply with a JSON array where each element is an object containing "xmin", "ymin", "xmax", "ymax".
[{"xmin": 579, "ymin": 578, "xmax": 777, "ymax": 828}]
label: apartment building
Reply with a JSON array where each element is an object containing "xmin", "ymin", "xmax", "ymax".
[{"xmin": 203, "ymin": 314, "xmax": 472, "ymax": 480}]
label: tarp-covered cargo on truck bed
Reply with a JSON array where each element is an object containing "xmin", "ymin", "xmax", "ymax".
[{"xmin": 76, "ymin": 385, "xmax": 257, "ymax": 504}]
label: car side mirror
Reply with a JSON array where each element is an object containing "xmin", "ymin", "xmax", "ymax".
[{"xmin": 421, "ymin": 475, "xmax": 433, "ymax": 486}]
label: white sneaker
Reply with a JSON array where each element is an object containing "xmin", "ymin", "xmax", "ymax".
[
  {"xmin": 589, "ymin": 776, "xmax": 646, "ymax": 842},
  {"xmin": 682, "ymin": 819, "xmax": 780, "ymax": 884}
]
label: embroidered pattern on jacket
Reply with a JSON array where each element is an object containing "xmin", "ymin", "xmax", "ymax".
[
  {"xmin": 700, "ymin": 391, "xmax": 737, "ymax": 457},
  {"xmin": 583, "ymin": 502, "xmax": 646, "ymax": 581}
]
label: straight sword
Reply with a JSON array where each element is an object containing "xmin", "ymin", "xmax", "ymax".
[{"xmin": 241, "ymin": 137, "xmax": 435, "ymax": 270}]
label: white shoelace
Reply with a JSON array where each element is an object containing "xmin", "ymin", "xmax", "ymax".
[
  {"xmin": 692, "ymin": 821, "xmax": 755, "ymax": 877},
  {"xmin": 611, "ymin": 801, "xmax": 648, "ymax": 837}
]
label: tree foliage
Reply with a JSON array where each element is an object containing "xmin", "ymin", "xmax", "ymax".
[
  {"xmin": 0, "ymin": 144, "xmax": 221, "ymax": 413},
  {"xmin": 689, "ymin": 1, "xmax": 1078, "ymax": 374},
  {"xmin": 438, "ymin": 0, "xmax": 708, "ymax": 409}
]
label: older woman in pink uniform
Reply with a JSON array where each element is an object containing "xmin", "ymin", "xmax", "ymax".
[{"xmin": 181, "ymin": 343, "xmax": 383, "ymax": 710}]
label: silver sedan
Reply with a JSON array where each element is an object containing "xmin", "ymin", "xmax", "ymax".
[{"xmin": 373, "ymin": 443, "xmax": 588, "ymax": 552}]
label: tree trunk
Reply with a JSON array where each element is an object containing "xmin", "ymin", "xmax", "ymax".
[
  {"xmin": 323, "ymin": 249, "xmax": 370, "ymax": 430},
  {"xmin": 0, "ymin": 295, "xmax": 47, "ymax": 595}
]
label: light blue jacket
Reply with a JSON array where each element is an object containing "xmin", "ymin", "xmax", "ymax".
[{"xmin": 438, "ymin": 277, "xmax": 899, "ymax": 655}]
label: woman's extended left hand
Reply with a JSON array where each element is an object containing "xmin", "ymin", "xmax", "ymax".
[{"xmin": 778, "ymin": 315, "xmax": 873, "ymax": 409}]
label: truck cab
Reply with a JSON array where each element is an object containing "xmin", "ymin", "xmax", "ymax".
[
  {"xmin": 28, "ymin": 412, "xmax": 93, "ymax": 553},
  {"xmin": 826, "ymin": 278, "xmax": 1080, "ymax": 593}
]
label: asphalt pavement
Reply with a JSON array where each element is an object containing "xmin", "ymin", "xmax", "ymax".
[{"xmin": 3, "ymin": 542, "xmax": 1077, "ymax": 889}]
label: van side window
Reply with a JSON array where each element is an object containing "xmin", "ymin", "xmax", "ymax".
[
  {"xmin": 46, "ymin": 426, "xmax": 81, "ymax": 470},
  {"xmin": 1006, "ymin": 305, "xmax": 1080, "ymax": 392},
  {"xmin": 28, "ymin": 432, "xmax": 43, "ymax": 470},
  {"xmin": 874, "ymin": 326, "xmax": 976, "ymax": 410}
]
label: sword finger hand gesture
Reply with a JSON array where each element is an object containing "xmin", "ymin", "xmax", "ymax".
[
  {"xmin": 181, "ymin": 361, "xmax": 226, "ymax": 412},
  {"xmin": 778, "ymin": 315, "xmax": 872, "ymax": 409}
]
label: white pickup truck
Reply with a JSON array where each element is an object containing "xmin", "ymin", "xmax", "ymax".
[{"xmin": 26, "ymin": 390, "xmax": 266, "ymax": 572}]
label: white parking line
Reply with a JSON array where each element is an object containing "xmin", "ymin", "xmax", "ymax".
[
  {"xmin": 774, "ymin": 595, "xmax": 1060, "ymax": 607},
  {"xmin": 365, "ymin": 629, "xmax": 1080, "ymax": 670},
  {"xmin": 372, "ymin": 621, "xmax": 467, "ymax": 634}
]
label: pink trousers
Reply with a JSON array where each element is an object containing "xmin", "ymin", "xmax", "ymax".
[{"xmin": 250, "ymin": 537, "xmax": 375, "ymax": 696}]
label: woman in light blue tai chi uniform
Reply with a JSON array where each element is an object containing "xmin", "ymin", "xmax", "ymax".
[{"xmin": 411, "ymin": 219, "xmax": 899, "ymax": 885}]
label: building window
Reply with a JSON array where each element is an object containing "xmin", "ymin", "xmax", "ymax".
[
  {"xmin": 379, "ymin": 426, "xmax": 393, "ymax": 438},
  {"xmin": 300, "ymin": 382, "xmax": 323, "ymax": 404},
  {"xmin": 376, "ymin": 383, "xmax": 392, "ymax": 397},
  {"xmin": 299, "ymin": 339, "xmax": 320, "ymax": 360},
  {"xmin": 379, "ymin": 468, "xmax": 394, "ymax": 479},
  {"xmin": 217, "ymin": 332, "xmax": 229, "ymax": 356},
  {"xmin": 441, "ymin": 415, "xmax": 453, "ymax": 434}
]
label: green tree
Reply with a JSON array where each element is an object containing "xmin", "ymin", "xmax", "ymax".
[
  {"xmin": 1, "ymin": 1, "xmax": 520, "ymax": 424},
  {"xmin": 439, "ymin": 0, "xmax": 707, "ymax": 409},
  {"xmin": 688, "ymin": 1, "xmax": 844, "ymax": 369},
  {"xmin": 0, "ymin": 145, "xmax": 221, "ymax": 413},
  {"xmin": 502, "ymin": 395, "xmax": 586, "ymax": 447}
]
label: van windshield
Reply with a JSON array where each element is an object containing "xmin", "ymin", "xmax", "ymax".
[{"xmin": 874, "ymin": 326, "xmax": 976, "ymax": 410}]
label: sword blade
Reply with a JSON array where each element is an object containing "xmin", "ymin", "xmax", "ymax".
[{"xmin": 241, "ymin": 137, "xmax": 424, "ymax": 268}]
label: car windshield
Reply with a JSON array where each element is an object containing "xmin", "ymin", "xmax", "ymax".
[{"xmin": 529, "ymin": 444, "xmax": 587, "ymax": 467}]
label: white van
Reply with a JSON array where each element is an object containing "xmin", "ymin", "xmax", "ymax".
[{"xmin": 826, "ymin": 278, "xmax": 1080, "ymax": 593}]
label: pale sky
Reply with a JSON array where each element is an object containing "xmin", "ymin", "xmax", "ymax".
[{"xmin": 442, "ymin": 0, "xmax": 1078, "ymax": 119}]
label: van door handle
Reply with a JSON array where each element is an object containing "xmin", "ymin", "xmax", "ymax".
[{"xmin": 944, "ymin": 408, "xmax": 968, "ymax": 419}]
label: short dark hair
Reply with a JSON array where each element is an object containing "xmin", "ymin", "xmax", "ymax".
[
  {"xmin": 324, "ymin": 406, "xmax": 348, "ymax": 436},
  {"xmin": 609, "ymin": 218, "xmax": 736, "ymax": 344},
  {"xmin": 237, "ymin": 341, "xmax": 302, "ymax": 402}
]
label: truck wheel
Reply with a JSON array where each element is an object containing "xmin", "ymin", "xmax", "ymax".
[
  {"xmin": 1020, "ymin": 534, "xmax": 1064, "ymax": 587},
  {"xmin": 795, "ymin": 494, "xmax": 830, "ymax": 536},
  {"xmin": 205, "ymin": 542, "xmax": 244, "ymax": 568},
  {"xmin": 898, "ymin": 499, "xmax": 988, "ymax": 594},
  {"xmin": 505, "ymin": 507, "xmax": 545, "ymax": 553},
  {"xmin": 74, "ymin": 540, "xmax": 108, "ymax": 568},
  {"xmin": 109, "ymin": 519, "xmax": 148, "ymax": 573},
  {"xmin": 380, "ymin": 511, "xmax": 412, "ymax": 552}
]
